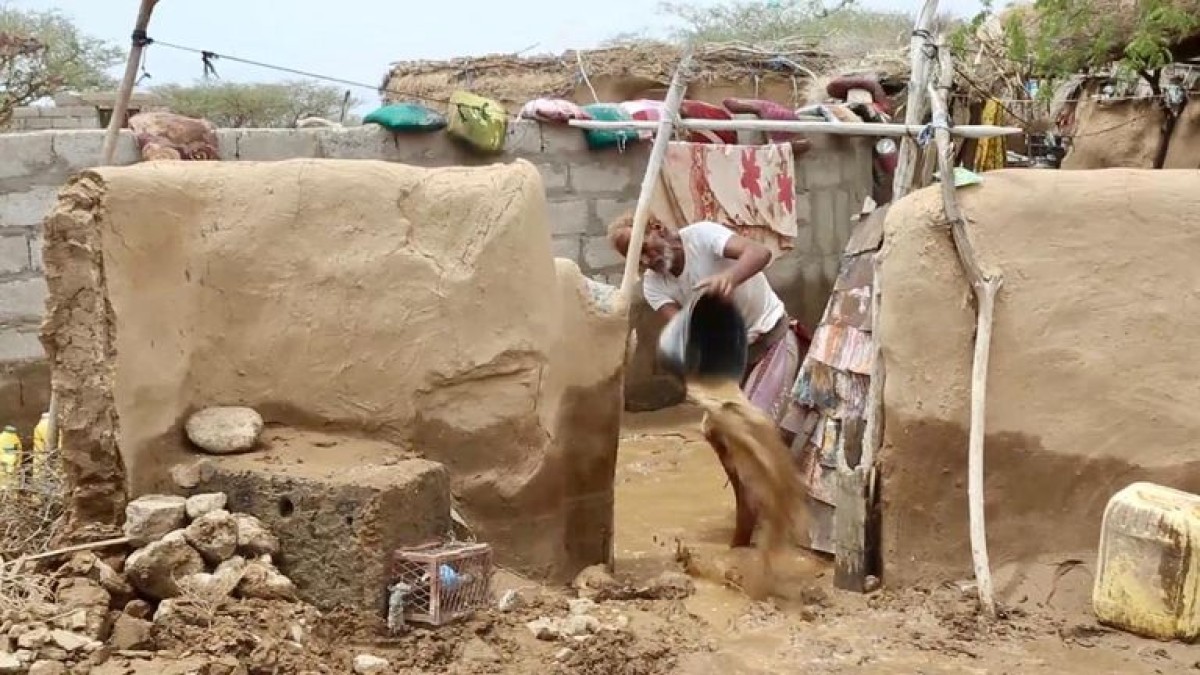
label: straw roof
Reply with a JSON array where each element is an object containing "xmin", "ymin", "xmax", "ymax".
[{"xmin": 379, "ymin": 40, "xmax": 894, "ymax": 107}]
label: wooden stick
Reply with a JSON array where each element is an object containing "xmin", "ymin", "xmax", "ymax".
[
  {"xmin": 617, "ymin": 52, "xmax": 692, "ymax": 301},
  {"xmin": 101, "ymin": 0, "xmax": 159, "ymax": 165},
  {"xmin": 569, "ymin": 118, "xmax": 1021, "ymax": 140},
  {"xmin": 927, "ymin": 39, "xmax": 1003, "ymax": 619},
  {"xmin": 892, "ymin": 0, "xmax": 940, "ymax": 201},
  {"xmin": 5, "ymin": 536, "xmax": 132, "ymax": 568}
]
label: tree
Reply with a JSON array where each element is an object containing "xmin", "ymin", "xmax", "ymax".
[
  {"xmin": 0, "ymin": 7, "xmax": 122, "ymax": 126},
  {"xmin": 152, "ymin": 80, "xmax": 359, "ymax": 128}
]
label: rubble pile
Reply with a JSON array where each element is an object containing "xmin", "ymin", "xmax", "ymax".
[{"xmin": 0, "ymin": 492, "xmax": 303, "ymax": 674}]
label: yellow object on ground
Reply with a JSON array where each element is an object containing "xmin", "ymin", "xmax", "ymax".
[
  {"xmin": 31, "ymin": 412, "xmax": 59, "ymax": 481},
  {"xmin": 0, "ymin": 424, "xmax": 23, "ymax": 487},
  {"xmin": 1093, "ymin": 482, "xmax": 1200, "ymax": 641},
  {"xmin": 973, "ymin": 98, "xmax": 1007, "ymax": 173}
]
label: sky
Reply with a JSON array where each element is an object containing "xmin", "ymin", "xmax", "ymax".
[{"xmin": 9, "ymin": 0, "xmax": 986, "ymax": 112}]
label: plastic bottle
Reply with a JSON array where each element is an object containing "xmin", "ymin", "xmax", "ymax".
[{"xmin": 0, "ymin": 424, "xmax": 22, "ymax": 487}]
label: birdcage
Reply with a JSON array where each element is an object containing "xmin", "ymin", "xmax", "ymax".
[{"xmin": 391, "ymin": 541, "xmax": 493, "ymax": 626}]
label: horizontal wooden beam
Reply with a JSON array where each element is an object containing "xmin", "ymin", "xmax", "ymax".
[{"xmin": 568, "ymin": 118, "xmax": 1023, "ymax": 139}]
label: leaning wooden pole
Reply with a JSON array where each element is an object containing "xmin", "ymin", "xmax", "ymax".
[
  {"xmin": 618, "ymin": 52, "xmax": 692, "ymax": 302},
  {"xmin": 926, "ymin": 38, "xmax": 1003, "ymax": 619},
  {"xmin": 892, "ymin": 0, "xmax": 940, "ymax": 200},
  {"xmin": 100, "ymin": 0, "xmax": 159, "ymax": 165}
]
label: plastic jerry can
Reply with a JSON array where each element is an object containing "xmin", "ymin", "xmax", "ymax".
[
  {"xmin": 0, "ymin": 424, "xmax": 21, "ymax": 485},
  {"xmin": 1093, "ymin": 482, "xmax": 1200, "ymax": 641}
]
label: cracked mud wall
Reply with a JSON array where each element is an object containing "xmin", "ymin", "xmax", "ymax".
[
  {"xmin": 42, "ymin": 158, "xmax": 627, "ymax": 579},
  {"xmin": 877, "ymin": 169, "xmax": 1200, "ymax": 586}
]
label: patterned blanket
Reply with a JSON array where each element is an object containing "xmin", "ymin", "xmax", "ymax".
[{"xmin": 129, "ymin": 111, "xmax": 220, "ymax": 161}]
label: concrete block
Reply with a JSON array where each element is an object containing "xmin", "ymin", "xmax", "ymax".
[
  {"xmin": 0, "ymin": 132, "xmax": 55, "ymax": 180},
  {"xmin": 582, "ymin": 235, "xmax": 624, "ymax": 271},
  {"xmin": 540, "ymin": 125, "xmax": 589, "ymax": 154},
  {"xmin": 53, "ymin": 130, "xmax": 140, "ymax": 169},
  {"xmin": 51, "ymin": 117, "xmax": 92, "ymax": 130},
  {"xmin": 591, "ymin": 198, "xmax": 632, "ymax": 234},
  {"xmin": 0, "ymin": 186, "xmax": 60, "ymax": 229},
  {"xmin": 28, "ymin": 230, "xmax": 43, "ymax": 272},
  {"xmin": 0, "ymin": 329, "xmax": 43, "ymax": 364},
  {"xmin": 0, "ymin": 276, "xmax": 47, "ymax": 322},
  {"xmin": 533, "ymin": 163, "xmax": 570, "ymax": 192},
  {"xmin": 214, "ymin": 129, "xmax": 239, "ymax": 160},
  {"xmin": 0, "ymin": 234, "xmax": 30, "ymax": 276},
  {"xmin": 505, "ymin": 120, "xmax": 545, "ymax": 155},
  {"xmin": 551, "ymin": 235, "xmax": 581, "ymax": 261},
  {"xmin": 793, "ymin": 191, "xmax": 812, "ymax": 228},
  {"xmin": 811, "ymin": 191, "xmax": 839, "ymax": 255},
  {"xmin": 20, "ymin": 118, "xmax": 56, "ymax": 131},
  {"xmin": 50, "ymin": 106, "xmax": 96, "ymax": 117},
  {"xmin": 235, "ymin": 129, "xmax": 321, "ymax": 162},
  {"xmin": 546, "ymin": 199, "xmax": 589, "ymax": 237},
  {"xmin": 11, "ymin": 107, "xmax": 41, "ymax": 119},
  {"xmin": 803, "ymin": 156, "xmax": 845, "ymax": 190},
  {"xmin": 193, "ymin": 437, "xmax": 451, "ymax": 612},
  {"xmin": 570, "ymin": 162, "xmax": 637, "ymax": 195}
]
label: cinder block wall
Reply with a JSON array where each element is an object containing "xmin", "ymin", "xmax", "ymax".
[
  {"xmin": 9, "ymin": 106, "xmax": 102, "ymax": 131},
  {"xmin": 0, "ymin": 122, "xmax": 872, "ymax": 427}
]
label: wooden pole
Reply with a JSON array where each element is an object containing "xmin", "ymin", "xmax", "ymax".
[
  {"xmin": 617, "ymin": 52, "xmax": 692, "ymax": 301},
  {"xmin": 926, "ymin": 39, "xmax": 1003, "ymax": 619},
  {"xmin": 100, "ymin": 0, "xmax": 159, "ymax": 165},
  {"xmin": 569, "ymin": 118, "xmax": 1021, "ymax": 140},
  {"xmin": 891, "ymin": 0, "xmax": 940, "ymax": 201}
]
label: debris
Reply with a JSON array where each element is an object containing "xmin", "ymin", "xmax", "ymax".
[
  {"xmin": 124, "ymin": 530, "xmax": 206, "ymax": 599},
  {"xmin": 27, "ymin": 661, "xmax": 66, "ymax": 675},
  {"xmin": 352, "ymin": 653, "xmax": 390, "ymax": 674},
  {"xmin": 0, "ymin": 653, "xmax": 23, "ymax": 674},
  {"xmin": 183, "ymin": 509, "xmax": 238, "ymax": 564},
  {"xmin": 497, "ymin": 588, "xmax": 521, "ymax": 613},
  {"xmin": 185, "ymin": 406, "xmax": 264, "ymax": 455},
  {"xmin": 185, "ymin": 492, "xmax": 228, "ymax": 519},
  {"xmin": 387, "ymin": 581, "xmax": 411, "ymax": 633},
  {"xmin": 555, "ymin": 647, "xmax": 574, "ymax": 661},
  {"xmin": 642, "ymin": 570, "xmax": 695, "ymax": 600},
  {"xmin": 48, "ymin": 629, "xmax": 94, "ymax": 652},
  {"xmin": 233, "ymin": 514, "xmax": 280, "ymax": 557},
  {"xmin": 568, "ymin": 598, "xmax": 596, "ymax": 615},
  {"xmin": 169, "ymin": 460, "xmax": 214, "ymax": 490},
  {"xmin": 236, "ymin": 559, "xmax": 297, "ymax": 601},
  {"xmin": 572, "ymin": 564, "xmax": 621, "ymax": 599},
  {"xmin": 123, "ymin": 495, "xmax": 187, "ymax": 545},
  {"xmin": 527, "ymin": 617, "xmax": 560, "ymax": 641},
  {"xmin": 459, "ymin": 636, "xmax": 501, "ymax": 663},
  {"xmin": 109, "ymin": 613, "xmax": 154, "ymax": 651},
  {"xmin": 560, "ymin": 614, "xmax": 601, "ymax": 637}
]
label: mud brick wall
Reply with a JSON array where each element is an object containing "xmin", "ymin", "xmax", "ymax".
[
  {"xmin": 0, "ymin": 122, "xmax": 872, "ymax": 423},
  {"xmin": 9, "ymin": 105, "xmax": 103, "ymax": 132}
]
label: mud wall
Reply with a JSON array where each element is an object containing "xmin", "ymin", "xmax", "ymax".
[
  {"xmin": 43, "ymin": 159, "xmax": 627, "ymax": 581},
  {"xmin": 0, "ymin": 125, "xmax": 872, "ymax": 420},
  {"xmin": 877, "ymin": 169, "xmax": 1200, "ymax": 586}
]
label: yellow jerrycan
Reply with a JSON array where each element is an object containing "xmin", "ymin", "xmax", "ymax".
[{"xmin": 0, "ymin": 424, "xmax": 22, "ymax": 486}]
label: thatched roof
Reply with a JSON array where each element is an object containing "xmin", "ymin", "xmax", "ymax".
[{"xmin": 380, "ymin": 40, "xmax": 907, "ymax": 107}]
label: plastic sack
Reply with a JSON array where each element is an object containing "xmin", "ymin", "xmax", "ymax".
[
  {"xmin": 447, "ymin": 92, "xmax": 508, "ymax": 154},
  {"xmin": 363, "ymin": 103, "xmax": 447, "ymax": 132},
  {"xmin": 580, "ymin": 103, "xmax": 640, "ymax": 150},
  {"xmin": 519, "ymin": 98, "xmax": 592, "ymax": 123}
]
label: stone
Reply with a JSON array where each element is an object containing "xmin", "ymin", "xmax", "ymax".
[
  {"xmin": 526, "ymin": 617, "xmax": 559, "ymax": 641},
  {"xmin": 235, "ymin": 560, "xmax": 297, "ymax": 601},
  {"xmin": 554, "ymin": 647, "xmax": 573, "ymax": 661},
  {"xmin": 123, "ymin": 600, "xmax": 153, "ymax": 621},
  {"xmin": 559, "ymin": 614, "xmax": 600, "ymax": 638},
  {"xmin": 109, "ymin": 614, "xmax": 153, "ymax": 651},
  {"xmin": 54, "ymin": 578, "xmax": 109, "ymax": 639},
  {"xmin": 459, "ymin": 637, "xmax": 500, "ymax": 664},
  {"xmin": 0, "ymin": 653, "xmax": 22, "ymax": 674},
  {"xmin": 170, "ymin": 460, "xmax": 215, "ymax": 489},
  {"xmin": 183, "ymin": 509, "xmax": 238, "ymax": 564},
  {"xmin": 352, "ymin": 654, "xmax": 389, "ymax": 674},
  {"xmin": 232, "ymin": 514, "xmax": 279, "ymax": 558},
  {"xmin": 194, "ymin": 456, "xmax": 450, "ymax": 611},
  {"xmin": 212, "ymin": 556, "xmax": 248, "ymax": 590},
  {"xmin": 49, "ymin": 629, "xmax": 93, "ymax": 652},
  {"xmin": 124, "ymin": 530, "xmax": 206, "ymax": 599},
  {"xmin": 185, "ymin": 406, "xmax": 263, "ymax": 454},
  {"xmin": 28, "ymin": 662, "xmax": 67, "ymax": 675},
  {"xmin": 497, "ymin": 589, "xmax": 521, "ymax": 613},
  {"xmin": 123, "ymin": 494, "xmax": 187, "ymax": 545},
  {"xmin": 644, "ymin": 570, "xmax": 695, "ymax": 600},
  {"xmin": 17, "ymin": 626, "xmax": 49, "ymax": 649},
  {"xmin": 185, "ymin": 493, "xmax": 227, "ymax": 519},
  {"xmin": 572, "ymin": 564, "xmax": 620, "ymax": 599},
  {"xmin": 567, "ymin": 598, "xmax": 595, "ymax": 615}
]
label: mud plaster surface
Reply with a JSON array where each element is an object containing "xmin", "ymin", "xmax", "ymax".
[
  {"xmin": 43, "ymin": 159, "xmax": 628, "ymax": 579},
  {"xmin": 1062, "ymin": 98, "xmax": 1165, "ymax": 169},
  {"xmin": 878, "ymin": 168, "xmax": 1200, "ymax": 585}
]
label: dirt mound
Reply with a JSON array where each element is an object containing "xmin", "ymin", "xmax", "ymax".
[
  {"xmin": 41, "ymin": 159, "xmax": 628, "ymax": 581},
  {"xmin": 877, "ymin": 169, "xmax": 1200, "ymax": 585}
]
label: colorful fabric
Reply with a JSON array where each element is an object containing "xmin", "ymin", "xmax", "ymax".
[
  {"xmin": 680, "ymin": 100, "xmax": 737, "ymax": 144},
  {"xmin": 650, "ymin": 142, "xmax": 799, "ymax": 260},
  {"xmin": 519, "ymin": 98, "xmax": 592, "ymax": 123},
  {"xmin": 364, "ymin": 103, "xmax": 447, "ymax": 132},
  {"xmin": 618, "ymin": 99, "xmax": 665, "ymax": 140},
  {"xmin": 129, "ymin": 112, "xmax": 219, "ymax": 161},
  {"xmin": 722, "ymin": 97, "xmax": 807, "ymax": 146},
  {"xmin": 580, "ymin": 103, "xmax": 640, "ymax": 150},
  {"xmin": 742, "ymin": 327, "xmax": 804, "ymax": 427},
  {"xmin": 974, "ymin": 98, "xmax": 1007, "ymax": 172}
]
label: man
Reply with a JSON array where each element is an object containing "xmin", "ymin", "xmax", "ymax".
[{"xmin": 608, "ymin": 212, "xmax": 807, "ymax": 547}]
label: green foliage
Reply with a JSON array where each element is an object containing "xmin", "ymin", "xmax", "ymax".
[
  {"xmin": 0, "ymin": 7, "xmax": 122, "ymax": 123},
  {"xmin": 152, "ymin": 80, "xmax": 359, "ymax": 128}
]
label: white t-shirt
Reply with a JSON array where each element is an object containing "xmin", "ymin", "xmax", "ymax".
[{"xmin": 642, "ymin": 221, "xmax": 786, "ymax": 342}]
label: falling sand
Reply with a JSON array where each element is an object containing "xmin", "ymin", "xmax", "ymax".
[{"xmin": 686, "ymin": 377, "xmax": 813, "ymax": 599}]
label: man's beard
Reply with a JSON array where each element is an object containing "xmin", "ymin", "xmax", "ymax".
[{"xmin": 653, "ymin": 247, "xmax": 676, "ymax": 275}]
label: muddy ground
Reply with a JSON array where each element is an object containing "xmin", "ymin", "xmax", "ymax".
[{"xmin": 73, "ymin": 406, "xmax": 1199, "ymax": 674}]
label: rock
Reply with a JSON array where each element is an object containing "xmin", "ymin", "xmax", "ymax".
[
  {"xmin": 29, "ymin": 662, "xmax": 67, "ymax": 675},
  {"xmin": 185, "ymin": 493, "xmax": 227, "ymax": 519},
  {"xmin": 352, "ymin": 654, "xmax": 389, "ymax": 674},
  {"xmin": 497, "ymin": 589, "xmax": 521, "ymax": 613},
  {"xmin": 109, "ymin": 614, "xmax": 153, "ymax": 651},
  {"xmin": 235, "ymin": 560, "xmax": 296, "ymax": 601},
  {"xmin": 123, "ymin": 494, "xmax": 187, "ymax": 545},
  {"xmin": 183, "ymin": 509, "xmax": 238, "ymax": 564},
  {"xmin": 233, "ymin": 514, "xmax": 279, "ymax": 557},
  {"xmin": 124, "ymin": 530, "xmax": 206, "ymax": 599},
  {"xmin": 49, "ymin": 629, "xmax": 93, "ymax": 652},
  {"xmin": 459, "ymin": 637, "xmax": 501, "ymax": 664},
  {"xmin": 554, "ymin": 647, "xmax": 573, "ymax": 661},
  {"xmin": 170, "ymin": 460, "xmax": 215, "ymax": 489},
  {"xmin": 526, "ymin": 617, "xmax": 560, "ymax": 641},
  {"xmin": 185, "ymin": 406, "xmax": 263, "ymax": 455},
  {"xmin": 124, "ymin": 600, "xmax": 153, "ymax": 620},
  {"xmin": 559, "ymin": 614, "xmax": 600, "ymax": 637},
  {"xmin": 568, "ymin": 598, "xmax": 596, "ymax": 615},
  {"xmin": 213, "ymin": 556, "xmax": 248, "ymax": 590},
  {"xmin": 0, "ymin": 653, "xmax": 22, "ymax": 674},
  {"xmin": 52, "ymin": 609, "xmax": 88, "ymax": 632},
  {"xmin": 17, "ymin": 626, "xmax": 49, "ymax": 649},
  {"xmin": 572, "ymin": 564, "xmax": 620, "ymax": 599},
  {"xmin": 645, "ymin": 570, "xmax": 695, "ymax": 600}
]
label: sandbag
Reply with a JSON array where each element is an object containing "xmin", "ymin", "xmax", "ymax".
[
  {"xmin": 447, "ymin": 92, "xmax": 508, "ymax": 154},
  {"xmin": 680, "ymin": 100, "xmax": 736, "ymax": 144},
  {"xmin": 619, "ymin": 99, "xmax": 665, "ymax": 140},
  {"xmin": 519, "ymin": 98, "xmax": 591, "ymax": 123},
  {"xmin": 722, "ymin": 97, "xmax": 809, "ymax": 151},
  {"xmin": 128, "ymin": 111, "xmax": 219, "ymax": 161},
  {"xmin": 580, "ymin": 104, "xmax": 640, "ymax": 150},
  {"xmin": 363, "ymin": 103, "xmax": 447, "ymax": 132}
]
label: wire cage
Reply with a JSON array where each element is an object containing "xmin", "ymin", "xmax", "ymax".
[{"xmin": 391, "ymin": 541, "xmax": 493, "ymax": 626}]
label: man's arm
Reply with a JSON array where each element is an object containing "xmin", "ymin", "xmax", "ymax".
[
  {"xmin": 657, "ymin": 302, "xmax": 680, "ymax": 323},
  {"xmin": 694, "ymin": 225, "xmax": 773, "ymax": 298}
]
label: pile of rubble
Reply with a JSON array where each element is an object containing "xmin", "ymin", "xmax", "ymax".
[{"xmin": 0, "ymin": 492, "xmax": 301, "ymax": 674}]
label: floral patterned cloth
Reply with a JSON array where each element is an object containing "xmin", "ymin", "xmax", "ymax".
[
  {"xmin": 650, "ymin": 141, "xmax": 799, "ymax": 260},
  {"xmin": 129, "ymin": 111, "xmax": 220, "ymax": 161}
]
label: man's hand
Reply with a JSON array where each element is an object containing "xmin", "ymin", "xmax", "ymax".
[{"xmin": 695, "ymin": 272, "xmax": 737, "ymax": 299}]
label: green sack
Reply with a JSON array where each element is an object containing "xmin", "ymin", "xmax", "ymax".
[
  {"xmin": 363, "ymin": 103, "xmax": 447, "ymax": 132},
  {"xmin": 581, "ymin": 104, "xmax": 640, "ymax": 150},
  {"xmin": 447, "ymin": 91, "xmax": 508, "ymax": 154}
]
